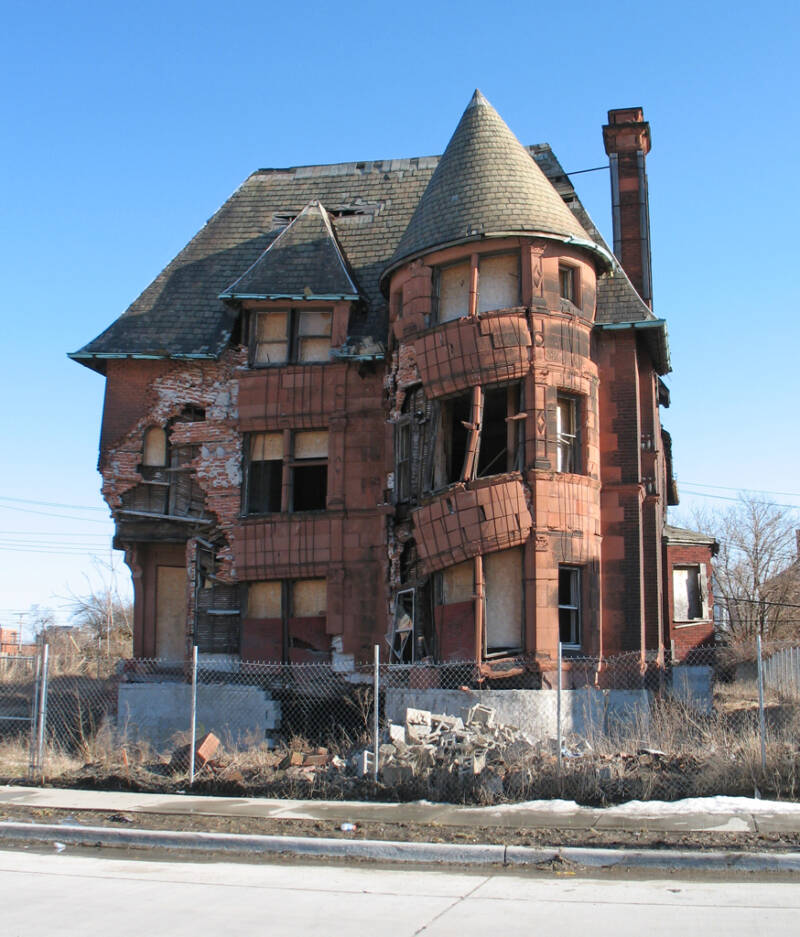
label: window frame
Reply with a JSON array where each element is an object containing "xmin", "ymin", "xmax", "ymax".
[
  {"xmin": 243, "ymin": 429, "xmax": 328, "ymax": 516},
  {"xmin": 672, "ymin": 564, "xmax": 708, "ymax": 623},
  {"xmin": 431, "ymin": 250, "xmax": 521, "ymax": 325},
  {"xmin": 558, "ymin": 565, "xmax": 582, "ymax": 649},
  {"xmin": 249, "ymin": 307, "xmax": 333, "ymax": 367},
  {"xmin": 558, "ymin": 263, "xmax": 579, "ymax": 304},
  {"xmin": 556, "ymin": 393, "xmax": 581, "ymax": 474}
]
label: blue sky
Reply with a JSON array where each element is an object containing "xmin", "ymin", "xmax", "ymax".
[{"xmin": 2, "ymin": 0, "xmax": 798, "ymax": 632}]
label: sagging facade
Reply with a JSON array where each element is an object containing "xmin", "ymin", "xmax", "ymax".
[{"xmin": 71, "ymin": 93, "xmax": 713, "ymax": 678}]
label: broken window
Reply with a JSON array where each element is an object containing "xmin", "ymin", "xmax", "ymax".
[
  {"xmin": 559, "ymin": 264, "xmax": 577, "ymax": 303},
  {"xmin": 251, "ymin": 309, "xmax": 332, "ymax": 365},
  {"xmin": 556, "ymin": 393, "xmax": 580, "ymax": 473},
  {"xmin": 389, "ymin": 588, "xmax": 416, "ymax": 663},
  {"xmin": 431, "ymin": 383, "xmax": 524, "ymax": 490},
  {"xmin": 673, "ymin": 566, "xmax": 706, "ymax": 621},
  {"xmin": 291, "ymin": 430, "xmax": 328, "ymax": 511},
  {"xmin": 477, "ymin": 384, "xmax": 524, "ymax": 477},
  {"xmin": 558, "ymin": 566, "xmax": 581, "ymax": 648},
  {"xmin": 484, "ymin": 548, "xmax": 523, "ymax": 656},
  {"xmin": 245, "ymin": 433, "xmax": 283, "ymax": 514},
  {"xmin": 244, "ymin": 430, "xmax": 328, "ymax": 514}
]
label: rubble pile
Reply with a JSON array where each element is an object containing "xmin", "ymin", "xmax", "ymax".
[{"xmin": 366, "ymin": 705, "xmax": 538, "ymax": 793}]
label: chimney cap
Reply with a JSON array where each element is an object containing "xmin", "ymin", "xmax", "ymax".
[{"xmin": 603, "ymin": 107, "xmax": 651, "ymax": 156}]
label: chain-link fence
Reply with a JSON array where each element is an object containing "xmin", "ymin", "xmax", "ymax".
[{"xmin": 2, "ymin": 641, "xmax": 799, "ymax": 804}]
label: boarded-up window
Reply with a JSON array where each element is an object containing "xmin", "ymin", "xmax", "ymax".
[
  {"xmin": 247, "ymin": 581, "xmax": 282, "ymax": 618},
  {"xmin": 297, "ymin": 311, "xmax": 332, "ymax": 363},
  {"xmin": 292, "ymin": 579, "xmax": 327, "ymax": 617},
  {"xmin": 143, "ymin": 427, "xmax": 167, "ymax": 466},
  {"xmin": 253, "ymin": 311, "xmax": 290, "ymax": 365},
  {"xmin": 673, "ymin": 566, "xmax": 704, "ymax": 621},
  {"xmin": 252, "ymin": 309, "xmax": 331, "ymax": 365},
  {"xmin": 155, "ymin": 566, "xmax": 187, "ymax": 659},
  {"xmin": 441, "ymin": 561, "xmax": 474, "ymax": 604},
  {"xmin": 437, "ymin": 261, "xmax": 470, "ymax": 322},
  {"xmin": 246, "ymin": 433, "xmax": 283, "ymax": 514},
  {"xmin": 478, "ymin": 253, "xmax": 520, "ymax": 313},
  {"xmin": 484, "ymin": 548, "xmax": 523, "ymax": 653}
]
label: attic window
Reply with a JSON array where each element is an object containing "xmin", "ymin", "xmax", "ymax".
[{"xmin": 251, "ymin": 309, "xmax": 332, "ymax": 365}]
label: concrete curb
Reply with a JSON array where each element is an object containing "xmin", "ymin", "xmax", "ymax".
[{"xmin": 2, "ymin": 821, "xmax": 800, "ymax": 872}]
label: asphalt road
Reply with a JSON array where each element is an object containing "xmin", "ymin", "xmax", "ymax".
[{"xmin": 2, "ymin": 847, "xmax": 799, "ymax": 936}]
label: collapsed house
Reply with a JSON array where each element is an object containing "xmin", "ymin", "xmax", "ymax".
[{"xmin": 70, "ymin": 93, "xmax": 716, "ymax": 681}]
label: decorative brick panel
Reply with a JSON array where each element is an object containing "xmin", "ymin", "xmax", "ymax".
[
  {"xmin": 412, "ymin": 476, "xmax": 532, "ymax": 574},
  {"xmin": 411, "ymin": 312, "xmax": 531, "ymax": 399}
]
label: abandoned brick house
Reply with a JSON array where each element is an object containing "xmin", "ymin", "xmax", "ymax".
[{"xmin": 70, "ymin": 92, "xmax": 715, "ymax": 676}]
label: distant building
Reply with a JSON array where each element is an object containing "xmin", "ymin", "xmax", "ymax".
[{"xmin": 71, "ymin": 92, "xmax": 712, "ymax": 678}]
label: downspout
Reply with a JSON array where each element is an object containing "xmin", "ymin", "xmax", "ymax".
[{"xmin": 474, "ymin": 554, "xmax": 485, "ymax": 665}]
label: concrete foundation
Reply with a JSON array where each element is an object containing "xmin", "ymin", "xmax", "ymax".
[
  {"xmin": 670, "ymin": 665, "xmax": 713, "ymax": 714},
  {"xmin": 117, "ymin": 683, "xmax": 281, "ymax": 750},
  {"xmin": 384, "ymin": 687, "xmax": 651, "ymax": 741}
]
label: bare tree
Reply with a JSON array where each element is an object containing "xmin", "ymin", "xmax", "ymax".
[
  {"xmin": 689, "ymin": 495, "xmax": 800, "ymax": 645},
  {"xmin": 69, "ymin": 588, "xmax": 133, "ymax": 659}
]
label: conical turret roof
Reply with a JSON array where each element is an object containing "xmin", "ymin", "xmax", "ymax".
[{"xmin": 382, "ymin": 91, "xmax": 606, "ymax": 285}]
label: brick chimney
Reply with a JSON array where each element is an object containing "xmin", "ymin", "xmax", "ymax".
[{"xmin": 603, "ymin": 107, "xmax": 653, "ymax": 307}]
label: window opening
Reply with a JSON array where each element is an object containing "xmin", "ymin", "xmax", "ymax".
[
  {"xmin": 556, "ymin": 394, "xmax": 579, "ymax": 473},
  {"xmin": 251, "ymin": 309, "xmax": 331, "ymax": 366},
  {"xmin": 484, "ymin": 548, "xmax": 523, "ymax": 655},
  {"xmin": 194, "ymin": 543, "xmax": 240, "ymax": 656},
  {"xmin": 673, "ymin": 566, "xmax": 705, "ymax": 621},
  {"xmin": 559, "ymin": 265, "xmax": 576, "ymax": 303},
  {"xmin": 246, "ymin": 433, "xmax": 283, "ymax": 514},
  {"xmin": 435, "ymin": 261, "xmax": 471, "ymax": 322},
  {"xmin": 477, "ymin": 384, "xmax": 524, "ymax": 476},
  {"xmin": 389, "ymin": 589, "xmax": 416, "ymax": 663},
  {"xmin": 290, "ymin": 430, "xmax": 328, "ymax": 511},
  {"xmin": 477, "ymin": 253, "xmax": 520, "ymax": 313},
  {"xmin": 558, "ymin": 566, "xmax": 581, "ymax": 647}
]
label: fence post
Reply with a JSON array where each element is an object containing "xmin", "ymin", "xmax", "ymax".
[
  {"xmin": 188, "ymin": 646, "xmax": 198, "ymax": 786},
  {"xmin": 373, "ymin": 644, "xmax": 380, "ymax": 783},
  {"xmin": 756, "ymin": 634, "xmax": 767, "ymax": 773},
  {"xmin": 28, "ymin": 649, "xmax": 42, "ymax": 780},
  {"xmin": 35, "ymin": 643, "xmax": 50, "ymax": 781},
  {"xmin": 557, "ymin": 641, "xmax": 563, "ymax": 782}
]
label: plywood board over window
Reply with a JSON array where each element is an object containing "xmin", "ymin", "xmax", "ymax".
[
  {"xmin": 254, "ymin": 311, "xmax": 289, "ymax": 364},
  {"xmin": 155, "ymin": 566, "xmax": 187, "ymax": 659},
  {"xmin": 247, "ymin": 581, "xmax": 282, "ymax": 619},
  {"xmin": 441, "ymin": 561, "xmax": 474, "ymax": 604},
  {"xmin": 478, "ymin": 253, "xmax": 520, "ymax": 313},
  {"xmin": 438, "ymin": 261, "xmax": 470, "ymax": 322},
  {"xmin": 297, "ymin": 310, "xmax": 332, "ymax": 362},
  {"xmin": 143, "ymin": 427, "xmax": 167, "ymax": 466},
  {"xmin": 292, "ymin": 579, "xmax": 327, "ymax": 617},
  {"xmin": 484, "ymin": 548, "xmax": 523, "ymax": 654}
]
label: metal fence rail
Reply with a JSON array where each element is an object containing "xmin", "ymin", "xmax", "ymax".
[{"xmin": 1, "ymin": 641, "xmax": 799, "ymax": 803}]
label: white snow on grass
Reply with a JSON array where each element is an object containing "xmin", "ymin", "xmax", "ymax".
[{"xmin": 454, "ymin": 796, "xmax": 800, "ymax": 817}]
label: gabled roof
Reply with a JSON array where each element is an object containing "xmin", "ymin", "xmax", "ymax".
[
  {"xmin": 219, "ymin": 201, "xmax": 359, "ymax": 302},
  {"xmin": 382, "ymin": 91, "xmax": 610, "ymax": 285}
]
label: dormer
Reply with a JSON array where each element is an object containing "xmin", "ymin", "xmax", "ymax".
[{"xmin": 219, "ymin": 201, "xmax": 359, "ymax": 366}]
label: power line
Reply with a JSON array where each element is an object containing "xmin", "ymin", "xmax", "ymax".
[
  {"xmin": 0, "ymin": 496, "xmax": 107, "ymax": 512},
  {"xmin": 681, "ymin": 482, "xmax": 800, "ymax": 499},
  {"xmin": 0, "ymin": 504, "xmax": 112, "ymax": 524}
]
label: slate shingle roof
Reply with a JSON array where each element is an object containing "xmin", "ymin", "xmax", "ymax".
[
  {"xmin": 384, "ymin": 91, "xmax": 608, "ymax": 282},
  {"xmin": 70, "ymin": 95, "xmax": 661, "ymax": 372},
  {"xmin": 219, "ymin": 201, "xmax": 360, "ymax": 301}
]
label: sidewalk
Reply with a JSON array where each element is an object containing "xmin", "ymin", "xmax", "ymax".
[
  {"xmin": 2, "ymin": 785, "xmax": 800, "ymax": 871},
  {"xmin": 3, "ymin": 785, "xmax": 800, "ymax": 834}
]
